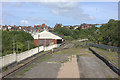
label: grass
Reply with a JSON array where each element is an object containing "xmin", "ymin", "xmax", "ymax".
[
  {"xmin": 36, "ymin": 54, "xmax": 52, "ymax": 63},
  {"xmin": 55, "ymin": 40, "xmax": 92, "ymax": 57},
  {"xmin": 90, "ymin": 47, "xmax": 118, "ymax": 68},
  {"xmin": 59, "ymin": 59, "xmax": 69, "ymax": 63},
  {"xmin": 77, "ymin": 54, "xmax": 91, "ymax": 57},
  {"xmin": 55, "ymin": 47, "xmax": 86, "ymax": 55}
]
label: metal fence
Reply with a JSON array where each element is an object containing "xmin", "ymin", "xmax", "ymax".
[{"xmin": 87, "ymin": 43, "xmax": 120, "ymax": 53}]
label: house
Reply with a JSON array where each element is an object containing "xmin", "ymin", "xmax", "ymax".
[
  {"xmin": 81, "ymin": 23, "xmax": 92, "ymax": 29},
  {"xmin": 33, "ymin": 30, "xmax": 64, "ymax": 46},
  {"xmin": 7, "ymin": 25, "xmax": 11, "ymax": 30},
  {"xmin": 63, "ymin": 26, "xmax": 70, "ymax": 29},
  {"xmin": 0, "ymin": 25, "xmax": 2, "ymax": 30},
  {"xmin": 18, "ymin": 26, "xmax": 22, "ymax": 30},
  {"xmin": 2, "ymin": 25, "xmax": 7, "ymax": 31},
  {"xmin": 73, "ymin": 25, "xmax": 79, "ymax": 30},
  {"xmin": 54, "ymin": 23, "xmax": 63, "ymax": 28}
]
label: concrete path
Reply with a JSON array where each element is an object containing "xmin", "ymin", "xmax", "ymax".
[
  {"xmin": 22, "ymin": 61, "xmax": 61, "ymax": 78},
  {"xmin": 57, "ymin": 55, "xmax": 80, "ymax": 78},
  {"xmin": 77, "ymin": 49, "xmax": 118, "ymax": 78}
]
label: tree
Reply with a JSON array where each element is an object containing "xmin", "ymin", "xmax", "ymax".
[
  {"xmin": 70, "ymin": 26, "xmax": 73, "ymax": 29},
  {"xmin": 2, "ymin": 30, "xmax": 36, "ymax": 55}
]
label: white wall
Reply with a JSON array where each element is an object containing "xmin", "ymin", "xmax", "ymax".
[
  {"xmin": 44, "ymin": 44, "xmax": 58, "ymax": 51},
  {"xmin": 0, "ymin": 44, "xmax": 58, "ymax": 69}
]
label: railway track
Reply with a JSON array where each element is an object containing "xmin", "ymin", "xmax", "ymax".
[{"xmin": 2, "ymin": 42, "xmax": 74, "ymax": 78}]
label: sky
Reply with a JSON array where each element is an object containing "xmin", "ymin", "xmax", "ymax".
[{"xmin": 1, "ymin": 2, "xmax": 118, "ymax": 28}]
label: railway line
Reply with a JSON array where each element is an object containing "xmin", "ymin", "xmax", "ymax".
[
  {"xmin": 2, "ymin": 41, "xmax": 117, "ymax": 78},
  {"xmin": 2, "ymin": 42, "xmax": 73, "ymax": 78}
]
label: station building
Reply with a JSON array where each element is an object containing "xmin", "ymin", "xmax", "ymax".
[{"xmin": 33, "ymin": 30, "xmax": 64, "ymax": 46}]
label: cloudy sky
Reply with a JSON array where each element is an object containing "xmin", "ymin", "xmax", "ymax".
[{"xmin": 2, "ymin": 2, "xmax": 118, "ymax": 27}]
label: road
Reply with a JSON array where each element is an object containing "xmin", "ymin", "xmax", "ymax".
[{"xmin": 6, "ymin": 42, "xmax": 118, "ymax": 78}]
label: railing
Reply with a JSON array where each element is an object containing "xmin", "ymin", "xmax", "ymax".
[
  {"xmin": 87, "ymin": 43, "xmax": 120, "ymax": 53},
  {"xmin": 0, "ymin": 44, "xmax": 59, "ymax": 69}
]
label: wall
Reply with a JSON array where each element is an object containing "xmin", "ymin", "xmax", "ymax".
[
  {"xmin": 34, "ymin": 39, "xmax": 53, "ymax": 46},
  {"xmin": 0, "ymin": 44, "xmax": 58, "ymax": 69},
  {"xmin": 52, "ymin": 39, "xmax": 57, "ymax": 44},
  {"xmin": 44, "ymin": 44, "xmax": 58, "ymax": 51},
  {"xmin": 34, "ymin": 39, "xmax": 38, "ymax": 46},
  {"xmin": 38, "ymin": 39, "xmax": 53, "ymax": 46}
]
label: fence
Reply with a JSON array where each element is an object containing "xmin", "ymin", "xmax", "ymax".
[
  {"xmin": 44, "ymin": 44, "xmax": 59, "ymax": 51},
  {"xmin": 87, "ymin": 43, "xmax": 120, "ymax": 53},
  {"xmin": 0, "ymin": 44, "xmax": 58, "ymax": 69}
]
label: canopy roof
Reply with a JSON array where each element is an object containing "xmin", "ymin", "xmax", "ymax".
[{"xmin": 33, "ymin": 30, "xmax": 62, "ymax": 39}]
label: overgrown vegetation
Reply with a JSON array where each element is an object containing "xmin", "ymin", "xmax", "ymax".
[
  {"xmin": 54, "ymin": 19, "xmax": 120, "ymax": 47},
  {"xmin": 2, "ymin": 30, "xmax": 37, "ymax": 56},
  {"xmin": 98, "ymin": 19, "xmax": 120, "ymax": 47}
]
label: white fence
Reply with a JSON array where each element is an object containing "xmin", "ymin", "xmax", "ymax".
[
  {"xmin": 0, "ymin": 44, "xmax": 58, "ymax": 69},
  {"xmin": 44, "ymin": 44, "xmax": 58, "ymax": 51}
]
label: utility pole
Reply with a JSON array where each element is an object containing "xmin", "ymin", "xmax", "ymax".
[
  {"xmin": 17, "ymin": 43, "xmax": 18, "ymax": 52},
  {"xmin": 16, "ymin": 43, "xmax": 18, "ymax": 64},
  {"xmin": 13, "ymin": 38, "xmax": 15, "ymax": 53},
  {"xmin": 28, "ymin": 41, "xmax": 29, "ymax": 50},
  {"xmin": 45, "ymin": 39, "xmax": 46, "ymax": 51},
  {"xmin": 13, "ymin": 37, "xmax": 17, "ymax": 65},
  {"xmin": 45, "ymin": 39, "xmax": 46, "ymax": 46},
  {"xmin": 38, "ymin": 34, "xmax": 40, "ymax": 53}
]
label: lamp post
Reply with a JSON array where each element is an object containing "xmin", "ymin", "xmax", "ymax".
[{"xmin": 38, "ymin": 34, "xmax": 40, "ymax": 53}]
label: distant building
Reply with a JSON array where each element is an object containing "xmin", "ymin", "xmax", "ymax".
[
  {"xmin": 42, "ymin": 24, "xmax": 45, "ymax": 28},
  {"xmin": 54, "ymin": 23, "xmax": 63, "ymax": 28},
  {"xmin": 0, "ymin": 25, "xmax": 2, "ymax": 30},
  {"xmin": 7, "ymin": 25, "xmax": 11, "ymax": 30},
  {"xmin": 73, "ymin": 25, "xmax": 79, "ymax": 30},
  {"xmin": 1, "ymin": 24, "xmax": 54, "ymax": 36},
  {"xmin": 2, "ymin": 25, "xmax": 7, "ymax": 31},
  {"xmin": 81, "ymin": 23, "xmax": 92, "ymax": 29},
  {"xmin": 63, "ymin": 26, "xmax": 70, "ymax": 29},
  {"xmin": 18, "ymin": 26, "xmax": 21, "ymax": 30}
]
